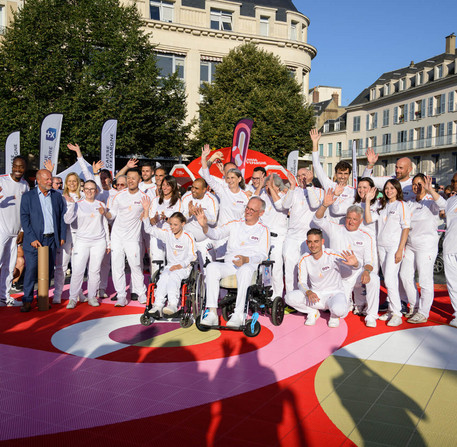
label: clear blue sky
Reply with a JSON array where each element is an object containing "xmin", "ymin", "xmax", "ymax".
[{"xmin": 294, "ymin": 0, "xmax": 457, "ymax": 106}]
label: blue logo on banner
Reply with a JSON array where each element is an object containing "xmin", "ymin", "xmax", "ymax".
[{"xmin": 46, "ymin": 128, "xmax": 57, "ymax": 141}]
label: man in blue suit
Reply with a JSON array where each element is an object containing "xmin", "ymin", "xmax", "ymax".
[{"xmin": 20, "ymin": 169, "xmax": 67, "ymax": 312}]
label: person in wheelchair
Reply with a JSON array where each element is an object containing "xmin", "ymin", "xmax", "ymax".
[
  {"xmin": 141, "ymin": 197, "xmax": 196, "ymax": 317},
  {"xmin": 195, "ymin": 197, "xmax": 270, "ymax": 329}
]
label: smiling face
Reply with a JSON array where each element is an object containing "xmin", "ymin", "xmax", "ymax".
[
  {"xmin": 83, "ymin": 181, "xmax": 97, "ymax": 201},
  {"xmin": 384, "ymin": 181, "xmax": 398, "ymax": 201},
  {"xmin": 126, "ymin": 171, "xmax": 141, "ymax": 192},
  {"xmin": 226, "ymin": 172, "xmax": 241, "ymax": 190},
  {"xmin": 161, "ymin": 179, "xmax": 173, "ymax": 198},
  {"xmin": 36, "ymin": 169, "xmax": 52, "ymax": 192},
  {"xmin": 335, "ymin": 169, "xmax": 350, "ymax": 186},
  {"xmin": 395, "ymin": 158, "xmax": 412, "ymax": 181},
  {"xmin": 168, "ymin": 216, "xmax": 185, "ymax": 236},
  {"xmin": 11, "ymin": 159, "xmax": 26, "ymax": 182},
  {"xmin": 244, "ymin": 198, "xmax": 264, "ymax": 225},
  {"xmin": 191, "ymin": 179, "xmax": 206, "ymax": 200},
  {"xmin": 345, "ymin": 211, "xmax": 363, "ymax": 232},
  {"xmin": 141, "ymin": 166, "xmax": 154, "ymax": 183},
  {"xmin": 412, "ymin": 177, "xmax": 426, "ymax": 197},
  {"xmin": 155, "ymin": 169, "xmax": 166, "ymax": 188},
  {"xmin": 66, "ymin": 174, "xmax": 79, "ymax": 194},
  {"xmin": 357, "ymin": 180, "xmax": 371, "ymax": 200},
  {"xmin": 306, "ymin": 233, "xmax": 323, "ymax": 256}
]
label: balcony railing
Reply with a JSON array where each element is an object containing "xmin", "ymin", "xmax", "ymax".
[{"xmin": 341, "ymin": 133, "xmax": 457, "ymax": 159}]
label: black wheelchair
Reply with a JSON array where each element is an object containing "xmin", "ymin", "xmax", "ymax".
[
  {"xmin": 139, "ymin": 260, "xmax": 204, "ymax": 328},
  {"xmin": 194, "ymin": 256, "xmax": 285, "ymax": 337}
]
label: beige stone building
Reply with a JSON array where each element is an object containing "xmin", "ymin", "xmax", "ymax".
[
  {"xmin": 0, "ymin": 1, "xmax": 22, "ymax": 35},
  {"xmin": 123, "ymin": 0, "xmax": 316, "ymax": 122},
  {"xmin": 344, "ymin": 34, "xmax": 457, "ymax": 185}
]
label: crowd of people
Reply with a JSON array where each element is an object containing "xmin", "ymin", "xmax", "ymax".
[{"xmin": 1, "ymin": 130, "xmax": 457, "ymax": 331}]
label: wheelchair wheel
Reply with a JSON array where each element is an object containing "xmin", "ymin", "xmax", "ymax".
[
  {"xmin": 221, "ymin": 301, "xmax": 235, "ymax": 322},
  {"xmin": 192, "ymin": 272, "xmax": 205, "ymax": 318},
  {"xmin": 271, "ymin": 296, "xmax": 285, "ymax": 326},
  {"xmin": 140, "ymin": 314, "xmax": 152, "ymax": 326},
  {"xmin": 180, "ymin": 313, "xmax": 193, "ymax": 329},
  {"xmin": 195, "ymin": 315, "xmax": 210, "ymax": 332},
  {"xmin": 243, "ymin": 319, "xmax": 261, "ymax": 337}
]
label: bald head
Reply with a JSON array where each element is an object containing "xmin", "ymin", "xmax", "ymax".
[
  {"xmin": 36, "ymin": 169, "xmax": 52, "ymax": 193},
  {"xmin": 191, "ymin": 178, "xmax": 207, "ymax": 199},
  {"xmin": 395, "ymin": 157, "xmax": 412, "ymax": 181}
]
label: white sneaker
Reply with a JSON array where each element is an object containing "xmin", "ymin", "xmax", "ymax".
[
  {"xmin": 407, "ymin": 313, "xmax": 427, "ymax": 324},
  {"xmin": 200, "ymin": 310, "xmax": 218, "ymax": 326},
  {"xmin": 148, "ymin": 305, "xmax": 163, "ymax": 317},
  {"xmin": 328, "ymin": 317, "xmax": 340, "ymax": 328},
  {"xmin": 138, "ymin": 296, "xmax": 147, "ymax": 305},
  {"xmin": 66, "ymin": 300, "xmax": 77, "ymax": 309},
  {"xmin": 52, "ymin": 296, "xmax": 61, "ymax": 304},
  {"xmin": 365, "ymin": 316, "xmax": 377, "ymax": 328},
  {"xmin": 163, "ymin": 304, "xmax": 178, "ymax": 316},
  {"xmin": 6, "ymin": 299, "xmax": 22, "ymax": 307},
  {"xmin": 114, "ymin": 297, "xmax": 127, "ymax": 307},
  {"xmin": 305, "ymin": 310, "xmax": 319, "ymax": 326},
  {"xmin": 387, "ymin": 315, "xmax": 403, "ymax": 327},
  {"xmin": 405, "ymin": 306, "xmax": 417, "ymax": 318},
  {"xmin": 450, "ymin": 317, "xmax": 457, "ymax": 328},
  {"xmin": 79, "ymin": 291, "xmax": 87, "ymax": 303},
  {"xmin": 88, "ymin": 298, "xmax": 100, "ymax": 307},
  {"xmin": 98, "ymin": 289, "xmax": 108, "ymax": 298},
  {"xmin": 378, "ymin": 312, "xmax": 391, "ymax": 321},
  {"xmin": 226, "ymin": 313, "xmax": 244, "ymax": 329}
]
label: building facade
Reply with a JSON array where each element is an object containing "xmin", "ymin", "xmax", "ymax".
[
  {"xmin": 0, "ymin": 1, "xmax": 23, "ymax": 36},
  {"xmin": 344, "ymin": 34, "xmax": 457, "ymax": 186},
  {"xmin": 124, "ymin": 0, "xmax": 316, "ymax": 122}
]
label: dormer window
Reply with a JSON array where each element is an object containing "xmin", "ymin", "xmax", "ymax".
[
  {"xmin": 260, "ymin": 16, "xmax": 269, "ymax": 37},
  {"xmin": 211, "ymin": 9, "xmax": 232, "ymax": 31},
  {"xmin": 417, "ymin": 71, "xmax": 424, "ymax": 85},
  {"xmin": 384, "ymin": 84, "xmax": 390, "ymax": 95},
  {"xmin": 400, "ymin": 78, "xmax": 406, "ymax": 91},
  {"xmin": 436, "ymin": 64, "xmax": 443, "ymax": 79},
  {"xmin": 290, "ymin": 21, "xmax": 298, "ymax": 40},
  {"xmin": 150, "ymin": 0, "xmax": 174, "ymax": 23},
  {"xmin": 370, "ymin": 88, "xmax": 376, "ymax": 100}
]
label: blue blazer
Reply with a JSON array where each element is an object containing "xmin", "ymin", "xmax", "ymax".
[{"xmin": 20, "ymin": 187, "xmax": 67, "ymax": 251}]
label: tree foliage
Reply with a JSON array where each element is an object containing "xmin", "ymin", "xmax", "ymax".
[
  {"xmin": 192, "ymin": 43, "xmax": 315, "ymax": 165},
  {"xmin": 0, "ymin": 0, "xmax": 190, "ymax": 167}
]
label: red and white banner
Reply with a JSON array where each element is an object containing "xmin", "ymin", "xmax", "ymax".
[
  {"xmin": 101, "ymin": 119, "xmax": 117, "ymax": 178},
  {"xmin": 230, "ymin": 118, "xmax": 253, "ymax": 176},
  {"xmin": 5, "ymin": 131, "xmax": 20, "ymax": 174},
  {"xmin": 40, "ymin": 113, "xmax": 63, "ymax": 175}
]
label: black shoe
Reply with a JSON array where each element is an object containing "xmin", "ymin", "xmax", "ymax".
[
  {"xmin": 378, "ymin": 301, "xmax": 389, "ymax": 312},
  {"xmin": 130, "ymin": 293, "xmax": 138, "ymax": 301},
  {"xmin": 20, "ymin": 302, "xmax": 32, "ymax": 313},
  {"xmin": 401, "ymin": 301, "xmax": 409, "ymax": 315},
  {"xmin": 110, "ymin": 294, "xmax": 118, "ymax": 301},
  {"xmin": 10, "ymin": 283, "xmax": 23, "ymax": 293}
]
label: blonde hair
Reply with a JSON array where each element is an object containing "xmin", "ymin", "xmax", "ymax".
[{"xmin": 63, "ymin": 172, "xmax": 81, "ymax": 199}]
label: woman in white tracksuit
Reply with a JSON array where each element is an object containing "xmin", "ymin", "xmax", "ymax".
[
  {"xmin": 148, "ymin": 175, "xmax": 182, "ymax": 276},
  {"xmin": 53, "ymin": 172, "xmax": 84, "ymax": 303},
  {"xmin": 142, "ymin": 198, "xmax": 196, "ymax": 318},
  {"xmin": 400, "ymin": 174, "xmax": 446, "ymax": 323},
  {"xmin": 63, "ymin": 180, "xmax": 110, "ymax": 309},
  {"xmin": 365, "ymin": 178, "xmax": 410, "ymax": 327},
  {"xmin": 199, "ymin": 145, "xmax": 249, "ymax": 258}
]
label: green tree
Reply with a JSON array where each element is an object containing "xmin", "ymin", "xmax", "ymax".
[
  {"xmin": 192, "ymin": 43, "xmax": 315, "ymax": 165},
  {"xmin": 0, "ymin": 0, "xmax": 190, "ymax": 167}
]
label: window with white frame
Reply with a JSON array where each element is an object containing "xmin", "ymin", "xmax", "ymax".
[
  {"xmin": 200, "ymin": 60, "xmax": 219, "ymax": 84},
  {"xmin": 150, "ymin": 0, "xmax": 174, "ymax": 22},
  {"xmin": 400, "ymin": 78, "xmax": 406, "ymax": 91},
  {"xmin": 290, "ymin": 21, "xmax": 298, "ymax": 40},
  {"xmin": 353, "ymin": 116, "xmax": 361, "ymax": 132},
  {"xmin": 448, "ymin": 91, "xmax": 455, "ymax": 112},
  {"xmin": 323, "ymin": 122, "xmax": 329, "ymax": 133},
  {"xmin": 384, "ymin": 84, "xmax": 390, "ymax": 95},
  {"xmin": 436, "ymin": 94, "xmax": 446, "ymax": 114},
  {"xmin": 370, "ymin": 88, "xmax": 376, "ymax": 100},
  {"xmin": 334, "ymin": 121, "xmax": 340, "ymax": 131},
  {"xmin": 156, "ymin": 53, "xmax": 185, "ymax": 79},
  {"xmin": 436, "ymin": 64, "xmax": 443, "ymax": 79},
  {"xmin": 417, "ymin": 71, "xmax": 424, "ymax": 85},
  {"xmin": 210, "ymin": 9, "xmax": 232, "ymax": 31},
  {"xmin": 0, "ymin": 5, "xmax": 5, "ymax": 35},
  {"xmin": 260, "ymin": 16, "xmax": 269, "ymax": 36}
]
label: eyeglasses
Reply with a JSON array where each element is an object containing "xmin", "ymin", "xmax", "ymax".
[
  {"xmin": 117, "ymin": 183, "xmax": 126, "ymax": 187},
  {"xmin": 245, "ymin": 206, "xmax": 260, "ymax": 213},
  {"xmin": 84, "ymin": 188, "xmax": 97, "ymax": 192}
]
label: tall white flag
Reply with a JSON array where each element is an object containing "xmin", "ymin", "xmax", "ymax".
[
  {"xmin": 40, "ymin": 113, "xmax": 63, "ymax": 175},
  {"xmin": 101, "ymin": 119, "xmax": 117, "ymax": 177},
  {"xmin": 287, "ymin": 150, "xmax": 299, "ymax": 176},
  {"xmin": 352, "ymin": 139, "xmax": 358, "ymax": 188},
  {"xmin": 5, "ymin": 131, "xmax": 20, "ymax": 174}
]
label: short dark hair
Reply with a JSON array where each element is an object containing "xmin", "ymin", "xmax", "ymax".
[
  {"xmin": 126, "ymin": 167, "xmax": 142, "ymax": 177},
  {"xmin": 335, "ymin": 160, "xmax": 352, "ymax": 174},
  {"xmin": 12, "ymin": 155, "xmax": 27, "ymax": 165},
  {"xmin": 307, "ymin": 228, "xmax": 322, "ymax": 238},
  {"xmin": 141, "ymin": 162, "xmax": 154, "ymax": 170},
  {"xmin": 100, "ymin": 169, "xmax": 112, "ymax": 180},
  {"xmin": 155, "ymin": 167, "xmax": 168, "ymax": 175},
  {"xmin": 253, "ymin": 166, "xmax": 267, "ymax": 176}
]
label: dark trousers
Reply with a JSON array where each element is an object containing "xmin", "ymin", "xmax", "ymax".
[{"xmin": 23, "ymin": 236, "xmax": 57, "ymax": 303}]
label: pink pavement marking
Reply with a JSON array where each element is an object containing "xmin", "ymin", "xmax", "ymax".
[{"xmin": 0, "ymin": 314, "xmax": 347, "ymax": 440}]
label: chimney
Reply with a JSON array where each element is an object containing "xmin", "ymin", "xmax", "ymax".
[
  {"xmin": 331, "ymin": 92, "xmax": 339, "ymax": 106},
  {"xmin": 312, "ymin": 89, "xmax": 319, "ymax": 103},
  {"xmin": 445, "ymin": 33, "xmax": 456, "ymax": 55}
]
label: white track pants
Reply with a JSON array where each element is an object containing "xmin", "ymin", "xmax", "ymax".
[
  {"xmin": 0, "ymin": 233, "xmax": 17, "ymax": 301},
  {"xmin": 378, "ymin": 245, "xmax": 403, "ymax": 317},
  {"xmin": 444, "ymin": 254, "xmax": 457, "ymax": 317},
  {"xmin": 342, "ymin": 270, "xmax": 380, "ymax": 318},
  {"xmin": 205, "ymin": 261, "xmax": 257, "ymax": 315},
  {"xmin": 53, "ymin": 232, "xmax": 72, "ymax": 299},
  {"xmin": 400, "ymin": 245, "xmax": 437, "ymax": 318},
  {"xmin": 149, "ymin": 236, "xmax": 165, "ymax": 277},
  {"xmin": 154, "ymin": 267, "xmax": 190, "ymax": 308},
  {"xmin": 283, "ymin": 236, "xmax": 307, "ymax": 294},
  {"xmin": 270, "ymin": 233, "xmax": 286, "ymax": 298},
  {"xmin": 285, "ymin": 289, "xmax": 348, "ymax": 318},
  {"xmin": 69, "ymin": 239, "xmax": 106, "ymax": 301},
  {"xmin": 111, "ymin": 239, "xmax": 146, "ymax": 301}
]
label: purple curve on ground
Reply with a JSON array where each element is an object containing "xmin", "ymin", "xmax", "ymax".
[{"xmin": 109, "ymin": 323, "xmax": 181, "ymax": 344}]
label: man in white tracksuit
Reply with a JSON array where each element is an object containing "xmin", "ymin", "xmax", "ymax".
[
  {"xmin": 196, "ymin": 197, "xmax": 270, "ymax": 329},
  {"xmin": 312, "ymin": 189, "xmax": 380, "ymax": 327},
  {"xmin": 104, "ymin": 168, "xmax": 148, "ymax": 306},
  {"xmin": 285, "ymin": 228, "xmax": 358, "ymax": 328},
  {"xmin": 0, "ymin": 156, "xmax": 29, "ymax": 307}
]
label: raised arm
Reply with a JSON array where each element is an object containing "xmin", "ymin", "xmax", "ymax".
[{"xmin": 310, "ymin": 129, "xmax": 333, "ymax": 190}]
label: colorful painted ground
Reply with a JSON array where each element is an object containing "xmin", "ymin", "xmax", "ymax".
[{"xmin": 0, "ymin": 283, "xmax": 456, "ymax": 447}]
